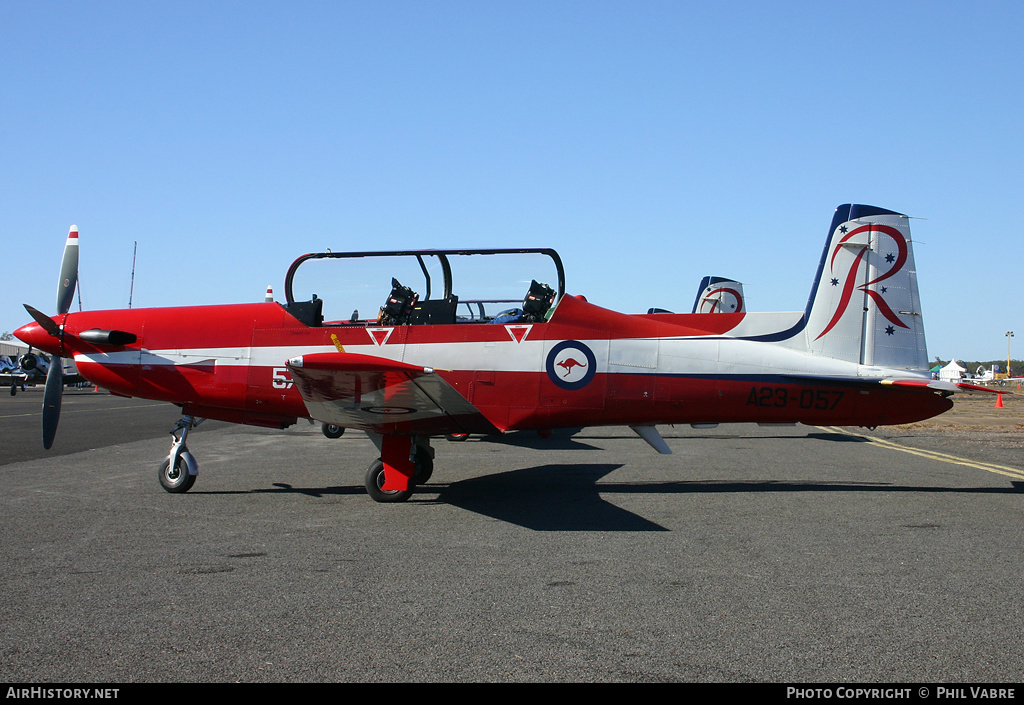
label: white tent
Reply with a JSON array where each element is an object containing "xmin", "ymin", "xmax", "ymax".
[{"xmin": 939, "ymin": 359, "xmax": 966, "ymax": 382}]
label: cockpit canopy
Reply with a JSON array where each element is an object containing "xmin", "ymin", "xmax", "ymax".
[{"xmin": 282, "ymin": 248, "xmax": 565, "ymax": 327}]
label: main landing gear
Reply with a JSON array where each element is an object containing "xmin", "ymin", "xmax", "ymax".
[
  {"xmin": 321, "ymin": 423, "xmax": 345, "ymax": 438},
  {"xmin": 364, "ymin": 435, "xmax": 434, "ymax": 503},
  {"xmin": 158, "ymin": 415, "xmax": 203, "ymax": 493}
]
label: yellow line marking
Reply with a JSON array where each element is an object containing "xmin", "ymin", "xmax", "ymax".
[
  {"xmin": 330, "ymin": 334, "xmax": 346, "ymax": 353},
  {"xmin": 816, "ymin": 426, "xmax": 1024, "ymax": 481},
  {"xmin": 0, "ymin": 402, "xmax": 168, "ymax": 420}
]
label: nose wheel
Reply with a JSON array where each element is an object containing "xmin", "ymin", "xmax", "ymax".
[
  {"xmin": 158, "ymin": 415, "xmax": 203, "ymax": 493},
  {"xmin": 158, "ymin": 454, "xmax": 195, "ymax": 493}
]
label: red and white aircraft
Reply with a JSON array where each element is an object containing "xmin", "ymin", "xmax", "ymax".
[{"xmin": 16, "ymin": 205, "xmax": 988, "ymax": 502}]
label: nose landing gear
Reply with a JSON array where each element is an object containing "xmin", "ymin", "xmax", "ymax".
[{"xmin": 158, "ymin": 415, "xmax": 203, "ymax": 493}]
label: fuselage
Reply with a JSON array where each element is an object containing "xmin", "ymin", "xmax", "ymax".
[{"xmin": 15, "ymin": 291, "xmax": 952, "ymax": 434}]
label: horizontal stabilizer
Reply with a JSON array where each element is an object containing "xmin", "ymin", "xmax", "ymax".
[{"xmin": 880, "ymin": 378, "xmax": 1010, "ymax": 395}]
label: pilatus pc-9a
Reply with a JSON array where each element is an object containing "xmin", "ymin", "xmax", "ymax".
[{"xmin": 17, "ymin": 205, "xmax": 986, "ymax": 503}]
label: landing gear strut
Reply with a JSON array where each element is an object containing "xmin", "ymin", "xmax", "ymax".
[{"xmin": 158, "ymin": 415, "xmax": 203, "ymax": 493}]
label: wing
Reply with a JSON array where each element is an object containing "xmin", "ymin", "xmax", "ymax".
[{"xmin": 285, "ymin": 352, "xmax": 500, "ymax": 435}]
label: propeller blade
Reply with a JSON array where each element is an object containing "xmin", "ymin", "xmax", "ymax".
[
  {"xmin": 56, "ymin": 225, "xmax": 79, "ymax": 315},
  {"xmin": 22, "ymin": 304, "xmax": 62, "ymax": 338},
  {"xmin": 33, "ymin": 225, "xmax": 81, "ymax": 450},
  {"xmin": 42, "ymin": 356, "xmax": 63, "ymax": 449}
]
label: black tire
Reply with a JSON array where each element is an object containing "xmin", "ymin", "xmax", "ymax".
[
  {"xmin": 445, "ymin": 433, "xmax": 468, "ymax": 442},
  {"xmin": 322, "ymin": 423, "xmax": 345, "ymax": 439},
  {"xmin": 413, "ymin": 446, "xmax": 433, "ymax": 484},
  {"xmin": 158, "ymin": 455, "xmax": 196, "ymax": 493},
  {"xmin": 365, "ymin": 459, "xmax": 412, "ymax": 503}
]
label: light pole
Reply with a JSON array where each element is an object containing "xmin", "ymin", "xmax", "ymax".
[{"xmin": 1007, "ymin": 331, "xmax": 1014, "ymax": 378}]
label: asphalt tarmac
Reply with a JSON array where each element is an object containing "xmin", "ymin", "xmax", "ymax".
[{"xmin": 2, "ymin": 389, "xmax": 1023, "ymax": 683}]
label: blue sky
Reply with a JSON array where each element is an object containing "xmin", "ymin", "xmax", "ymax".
[{"xmin": 2, "ymin": 1, "xmax": 1021, "ymax": 364}]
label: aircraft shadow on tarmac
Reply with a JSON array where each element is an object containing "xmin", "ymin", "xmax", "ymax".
[
  {"xmin": 475, "ymin": 428, "xmax": 599, "ymax": 451},
  {"xmin": 208, "ymin": 460, "xmax": 1024, "ymax": 532},
  {"xmin": 252, "ymin": 463, "xmax": 665, "ymax": 532}
]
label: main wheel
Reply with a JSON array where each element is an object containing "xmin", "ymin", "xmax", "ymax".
[
  {"xmin": 322, "ymin": 423, "xmax": 345, "ymax": 438},
  {"xmin": 158, "ymin": 455, "xmax": 196, "ymax": 493},
  {"xmin": 365, "ymin": 459, "xmax": 412, "ymax": 503},
  {"xmin": 412, "ymin": 445, "xmax": 433, "ymax": 484}
]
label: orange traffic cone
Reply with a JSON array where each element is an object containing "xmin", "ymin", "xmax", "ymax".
[{"xmin": 995, "ymin": 394, "xmax": 1004, "ymax": 408}]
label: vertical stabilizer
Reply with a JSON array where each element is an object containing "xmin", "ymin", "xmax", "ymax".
[
  {"xmin": 803, "ymin": 205, "xmax": 928, "ymax": 369},
  {"xmin": 692, "ymin": 276, "xmax": 745, "ymax": 314}
]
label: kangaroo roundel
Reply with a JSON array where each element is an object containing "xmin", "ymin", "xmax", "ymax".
[{"xmin": 546, "ymin": 340, "xmax": 597, "ymax": 390}]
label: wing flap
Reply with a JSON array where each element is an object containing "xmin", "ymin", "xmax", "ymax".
[{"xmin": 285, "ymin": 352, "xmax": 499, "ymax": 435}]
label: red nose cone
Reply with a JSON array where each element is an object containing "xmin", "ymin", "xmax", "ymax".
[{"xmin": 14, "ymin": 320, "xmax": 59, "ymax": 355}]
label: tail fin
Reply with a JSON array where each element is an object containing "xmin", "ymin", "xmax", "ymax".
[
  {"xmin": 803, "ymin": 204, "xmax": 928, "ymax": 369},
  {"xmin": 692, "ymin": 276, "xmax": 745, "ymax": 314}
]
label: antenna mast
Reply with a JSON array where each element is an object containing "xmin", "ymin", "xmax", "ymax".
[{"xmin": 128, "ymin": 241, "xmax": 137, "ymax": 308}]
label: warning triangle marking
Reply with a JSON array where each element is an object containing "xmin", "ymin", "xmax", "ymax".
[
  {"xmin": 367, "ymin": 328, "xmax": 394, "ymax": 346},
  {"xmin": 505, "ymin": 324, "xmax": 532, "ymax": 343}
]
